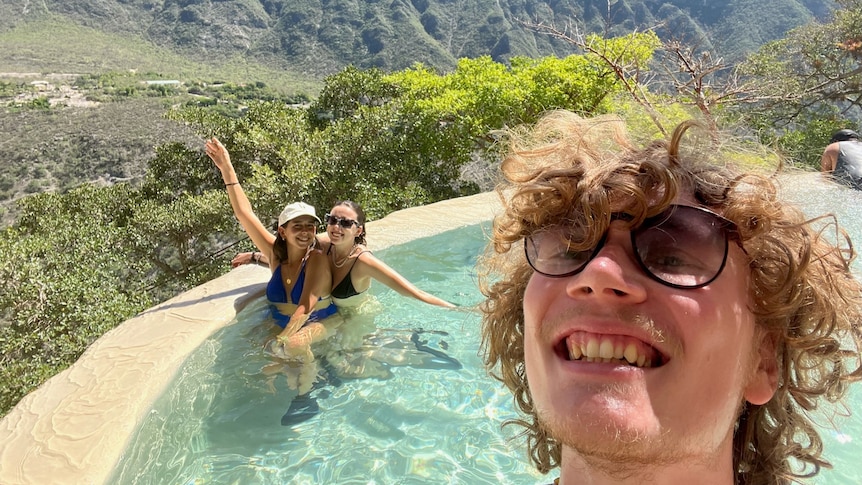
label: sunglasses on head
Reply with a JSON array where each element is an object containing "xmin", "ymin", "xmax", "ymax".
[
  {"xmin": 325, "ymin": 213, "xmax": 359, "ymax": 229},
  {"xmin": 525, "ymin": 204, "xmax": 742, "ymax": 289}
]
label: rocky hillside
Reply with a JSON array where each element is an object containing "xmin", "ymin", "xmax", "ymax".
[
  {"xmin": 0, "ymin": 0, "xmax": 836, "ymax": 79},
  {"xmin": 0, "ymin": 0, "xmax": 839, "ymax": 224}
]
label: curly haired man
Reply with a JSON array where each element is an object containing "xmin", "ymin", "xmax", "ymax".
[{"xmin": 479, "ymin": 111, "xmax": 862, "ymax": 485}]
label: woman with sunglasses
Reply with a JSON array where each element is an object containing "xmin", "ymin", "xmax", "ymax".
[
  {"xmin": 317, "ymin": 200, "xmax": 456, "ymax": 309},
  {"xmin": 205, "ymin": 137, "xmax": 339, "ymax": 361},
  {"xmin": 238, "ymin": 201, "xmax": 456, "ymax": 310}
]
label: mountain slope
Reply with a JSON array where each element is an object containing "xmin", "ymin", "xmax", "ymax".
[
  {"xmin": 0, "ymin": 0, "xmax": 838, "ymax": 222},
  {"xmin": 0, "ymin": 0, "xmax": 836, "ymax": 81}
]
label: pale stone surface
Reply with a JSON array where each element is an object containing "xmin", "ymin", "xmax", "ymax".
[{"xmin": 0, "ymin": 192, "xmax": 500, "ymax": 485}]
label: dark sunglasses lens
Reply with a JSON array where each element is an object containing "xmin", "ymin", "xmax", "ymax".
[
  {"xmin": 526, "ymin": 229, "xmax": 594, "ymax": 277},
  {"xmin": 326, "ymin": 215, "xmax": 355, "ymax": 228},
  {"xmin": 633, "ymin": 207, "xmax": 729, "ymax": 288}
]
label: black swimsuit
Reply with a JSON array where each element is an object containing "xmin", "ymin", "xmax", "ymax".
[{"xmin": 328, "ymin": 245, "xmax": 366, "ymax": 299}]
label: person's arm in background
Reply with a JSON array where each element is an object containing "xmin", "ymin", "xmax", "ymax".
[
  {"xmin": 231, "ymin": 251, "xmax": 270, "ymax": 268},
  {"xmin": 821, "ymin": 142, "xmax": 839, "ymax": 172}
]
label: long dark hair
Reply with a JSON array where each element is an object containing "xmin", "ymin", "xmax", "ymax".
[{"xmin": 272, "ymin": 225, "xmax": 289, "ymax": 263}]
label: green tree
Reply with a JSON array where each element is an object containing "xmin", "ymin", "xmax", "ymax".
[
  {"xmin": 306, "ymin": 54, "xmax": 637, "ymax": 214},
  {"xmin": 0, "ymin": 184, "xmax": 151, "ymax": 414},
  {"xmin": 308, "ymin": 66, "xmax": 403, "ymax": 129},
  {"xmin": 737, "ymin": 0, "xmax": 862, "ymax": 167},
  {"xmin": 742, "ymin": 0, "xmax": 862, "ymax": 115}
]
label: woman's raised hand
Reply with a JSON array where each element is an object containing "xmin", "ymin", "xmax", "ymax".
[{"xmin": 204, "ymin": 137, "xmax": 232, "ymax": 173}]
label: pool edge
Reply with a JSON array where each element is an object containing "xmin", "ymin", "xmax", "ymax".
[{"xmin": 0, "ymin": 192, "xmax": 501, "ymax": 485}]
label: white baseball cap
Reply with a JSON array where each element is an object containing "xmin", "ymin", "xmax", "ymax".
[{"xmin": 277, "ymin": 202, "xmax": 320, "ymax": 227}]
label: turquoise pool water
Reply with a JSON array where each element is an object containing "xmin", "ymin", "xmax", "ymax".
[
  {"xmin": 779, "ymin": 174, "xmax": 862, "ymax": 485},
  {"xmin": 110, "ymin": 223, "xmax": 547, "ymax": 484},
  {"xmin": 110, "ymin": 175, "xmax": 862, "ymax": 484}
]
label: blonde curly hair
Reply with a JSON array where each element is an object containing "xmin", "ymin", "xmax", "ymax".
[{"xmin": 478, "ymin": 111, "xmax": 862, "ymax": 485}]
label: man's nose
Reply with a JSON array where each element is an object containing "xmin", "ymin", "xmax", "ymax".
[{"xmin": 565, "ymin": 229, "xmax": 648, "ymax": 302}]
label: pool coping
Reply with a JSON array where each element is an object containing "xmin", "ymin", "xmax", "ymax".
[{"xmin": 0, "ymin": 191, "xmax": 501, "ymax": 485}]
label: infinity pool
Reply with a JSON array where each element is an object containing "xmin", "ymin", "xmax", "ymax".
[
  {"xmin": 109, "ymin": 223, "xmax": 547, "ymax": 484},
  {"xmin": 108, "ymin": 174, "xmax": 862, "ymax": 484}
]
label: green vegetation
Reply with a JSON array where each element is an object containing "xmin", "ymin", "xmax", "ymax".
[
  {"xmin": 0, "ymin": 185, "xmax": 152, "ymax": 408},
  {"xmin": 0, "ymin": 16, "xmax": 321, "ymax": 94},
  {"xmin": 0, "ymin": 0, "xmax": 829, "ymax": 78},
  {"xmin": 736, "ymin": 0, "xmax": 862, "ymax": 167},
  {"xmin": 0, "ymin": 71, "xmax": 312, "ymax": 225}
]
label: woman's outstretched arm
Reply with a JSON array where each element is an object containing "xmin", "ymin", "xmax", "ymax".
[
  {"xmin": 356, "ymin": 253, "xmax": 456, "ymax": 308},
  {"xmin": 205, "ymin": 137, "xmax": 276, "ymax": 261}
]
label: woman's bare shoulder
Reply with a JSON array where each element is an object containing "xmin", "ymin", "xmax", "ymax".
[
  {"xmin": 355, "ymin": 246, "xmax": 376, "ymax": 261},
  {"xmin": 306, "ymin": 248, "xmax": 328, "ymax": 264}
]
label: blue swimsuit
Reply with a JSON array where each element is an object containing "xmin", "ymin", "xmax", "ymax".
[{"xmin": 266, "ymin": 261, "xmax": 337, "ymax": 328}]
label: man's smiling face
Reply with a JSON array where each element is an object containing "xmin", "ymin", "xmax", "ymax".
[{"xmin": 522, "ymin": 204, "xmax": 777, "ymax": 467}]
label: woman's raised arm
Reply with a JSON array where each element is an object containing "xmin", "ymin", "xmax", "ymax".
[{"xmin": 205, "ymin": 137, "xmax": 276, "ymax": 259}]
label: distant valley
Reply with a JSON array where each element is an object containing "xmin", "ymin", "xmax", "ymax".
[{"xmin": 0, "ymin": 0, "xmax": 838, "ymax": 223}]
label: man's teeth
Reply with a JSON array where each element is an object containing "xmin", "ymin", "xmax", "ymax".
[{"xmin": 568, "ymin": 338, "xmax": 651, "ymax": 368}]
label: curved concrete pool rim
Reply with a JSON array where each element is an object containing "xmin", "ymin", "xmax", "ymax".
[{"xmin": 0, "ymin": 192, "xmax": 501, "ymax": 485}]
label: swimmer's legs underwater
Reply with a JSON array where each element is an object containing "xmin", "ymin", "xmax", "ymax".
[
  {"xmin": 280, "ymin": 355, "xmax": 343, "ymax": 426},
  {"xmin": 279, "ymin": 329, "xmax": 461, "ymax": 426}
]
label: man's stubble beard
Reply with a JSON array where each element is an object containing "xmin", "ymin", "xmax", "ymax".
[
  {"xmin": 534, "ymin": 396, "xmax": 698, "ymax": 479},
  {"xmin": 530, "ymin": 363, "xmax": 746, "ymax": 480}
]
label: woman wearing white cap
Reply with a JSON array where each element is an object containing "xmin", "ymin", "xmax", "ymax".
[
  {"xmin": 232, "ymin": 201, "xmax": 457, "ymax": 310},
  {"xmin": 205, "ymin": 137, "xmax": 338, "ymax": 360}
]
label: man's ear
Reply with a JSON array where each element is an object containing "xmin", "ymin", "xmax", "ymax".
[{"xmin": 743, "ymin": 330, "xmax": 779, "ymax": 406}]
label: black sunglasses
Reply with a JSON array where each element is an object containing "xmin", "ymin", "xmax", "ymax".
[
  {"xmin": 525, "ymin": 204, "xmax": 741, "ymax": 289},
  {"xmin": 324, "ymin": 213, "xmax": 359, "ymax": 229}
]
